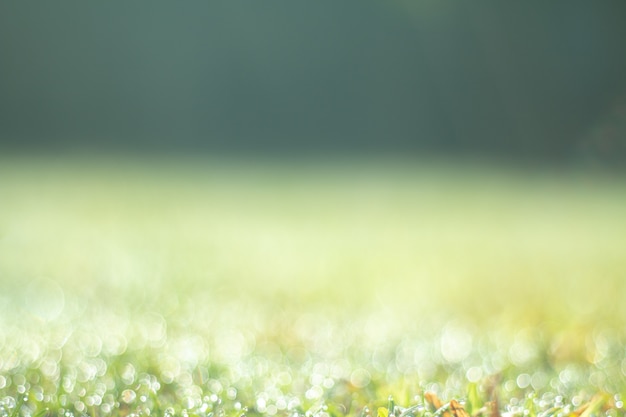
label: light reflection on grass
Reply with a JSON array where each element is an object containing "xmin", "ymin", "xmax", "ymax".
[{"xmin": 0, "ymin": 156, "xmax": 625, "ymax": 416}]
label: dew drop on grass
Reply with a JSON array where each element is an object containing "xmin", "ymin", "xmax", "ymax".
[
  {"xmin": 276, "ymin": 398, "xmax": 287, "ymax": 410},
  {"xmin": 305, "ymin": 386, "xmax": 323, "ymax": 400},
  {"xmin": 3, "ymin": 397, "xmax": 16, "ymax": 409},
  {"xmin": 75, "ymin": 401, "xmax": 85, "ymax": 412},
  {"xmin": 517, "ymin": 373, "xmax": 531, "ymax": 389},
  {"xmin": 350, "ymin": 368, "xmax": 371, "ymax": 388},
  {"xmin": 121, "ymin": 363, "xmax": 136, "ymax": 385},
  {"xmin": 33, "ymin": 390, "xmax": 44, "ymax": 402},
  {"xmin": 504, "ymin": 380, "xmax": 516, "ymax": 392},
  {"xmin": 288, "ymin": 398, "xmax": 300, "ymax": 411},
  {"xmin": 121, "ymin": 389, "xmax": 137, "ymax": 404},
  {"xmin": 466, "ymin": 367, "xmax": 482, "ymax": 382},
  {"xmin": 256, "ymin": 397, "xmax": 267, "ymax": 412},
  {"xmin": 183, "ymin": 396, "xmax": 194, "ymax": 409}
]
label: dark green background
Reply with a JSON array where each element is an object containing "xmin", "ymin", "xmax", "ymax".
[{"xmin": 1, "ymin": 1, "xmax": 625, "ymax": 160}]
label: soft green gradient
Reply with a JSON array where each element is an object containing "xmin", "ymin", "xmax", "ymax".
[{"xmin": 1, "ymin": 156, "xmax": 625, "ymax": 319}]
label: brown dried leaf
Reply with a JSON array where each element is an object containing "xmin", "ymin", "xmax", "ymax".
[
  {"xmin": 424, "ymin": 392, "xmax": 451, "ymax": 417},
  {"xmin": 450, "ymin": 400, "xmax": 471, "ymax": 417}
]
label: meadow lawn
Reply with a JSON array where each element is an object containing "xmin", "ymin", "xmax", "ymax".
[{"xmin": 1, "ymin": 156, "xmax": 625, "ymax": 417}]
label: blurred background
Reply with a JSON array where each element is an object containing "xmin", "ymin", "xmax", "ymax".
[
  {"xmin": 1, "ymin": 3, "xmax": 626, "ymax": 409},
  {"xmin": 1, "ymin": 0, "xmax": 626, "ymax": 326},
  {"xmin": 1, "ymin": 0, "xmax": 626, "ymax": 162}
]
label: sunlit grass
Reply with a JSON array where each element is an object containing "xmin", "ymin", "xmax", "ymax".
[{"xmin": 0, "ymin": 156, "xmax": 625, "ymax": 417}]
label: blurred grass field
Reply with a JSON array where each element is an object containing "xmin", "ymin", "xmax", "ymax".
[{"xmin": 1, "ymin": 156, "xmax": 626, "ymax": 417}]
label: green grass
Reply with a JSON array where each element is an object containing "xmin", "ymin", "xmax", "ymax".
[{"xmin": 1, "ymin": 156, "xmax": 626, "ymax": 417}]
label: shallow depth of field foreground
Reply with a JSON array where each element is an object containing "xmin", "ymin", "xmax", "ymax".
[{"xmin": 1, "ymin": 157, "xmax": 626, "ymax": 417}]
